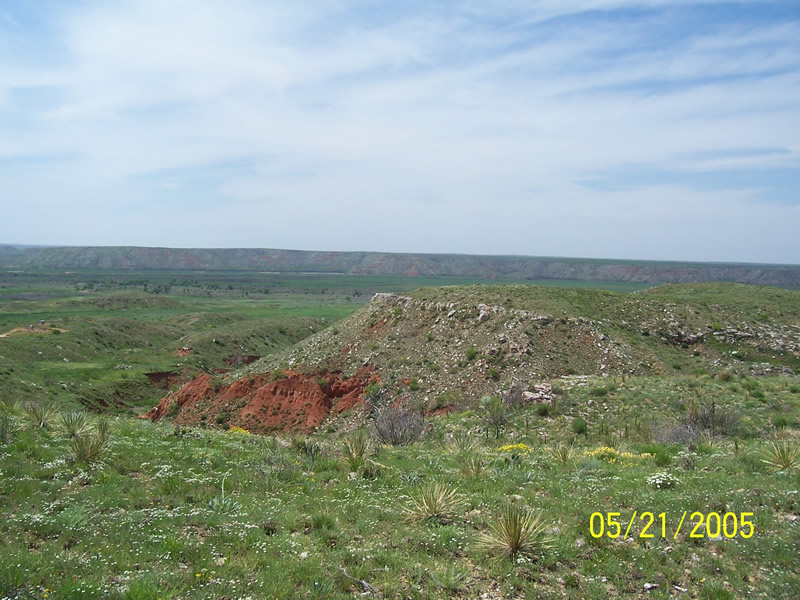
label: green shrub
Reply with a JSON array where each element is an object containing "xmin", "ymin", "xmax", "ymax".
[
  {"xmin": 772, "ymin": 415, "xmax": 792, "ymax": 429},
  {"xmin": 465, "ymin": 347, "xmax": 478, "ymax": 361},
  {"xmin": 572, "ymin": 417, "xmax": 588, "ymax": 436},
  {"xmin": 481, "ymin": 396, "xmax": 507, "ymax": 438}
]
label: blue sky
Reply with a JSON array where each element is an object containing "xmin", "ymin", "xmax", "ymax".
[{"xmin": 1, "ymin": 0, "xmax": 798, "ymax": 263}]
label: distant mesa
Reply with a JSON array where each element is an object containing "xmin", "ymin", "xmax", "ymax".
[{"xmin": 0, "ymin": 245, "xmax": 798, "ymax": 286}]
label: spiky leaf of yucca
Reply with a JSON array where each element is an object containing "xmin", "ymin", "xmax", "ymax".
[
  {"xmin": 477, "ymin": 505, "xmax": 551, "ymax": 560},
  {"xmin": 71, "ymin": 434, "xmax": 106, "ymax": 465},
  {"xmin": 456, "ymin": 453, "xmax": 487, "ymax": 478},
  {"xmin": 1, "ymin": 414, "xmax": 18, "ymax": 444},
  {"xmin": 444, "ymin": 431, "xmax": 481, "ymax": 454},
  {"xmin": 342, "ymin": 429, "xmax": 372, "ymax": 472},
  {"xmin": 761, "ymin": 441, "xmax": 800, "ymax": 472},
  {"xmin": 404, "ymin": 482, "xmax": 462, "ymax": 523},
  {"xmin": 23, "ymin": 402, "xmax": 59, "ymax": 430},
  {"xmin": 0, "ymin": 397, "xmax": 22, "ymax": 416},
  {"xmin": 96, "ymin": 416, "xmax": 111, "ymax": 443},
  {"xmin": 549, "ymin": 443, "xmax": 574, "ymax": 465},
  {"xmin": 60, "ymin": 411, "xmax": 92, "ymax": 438}
]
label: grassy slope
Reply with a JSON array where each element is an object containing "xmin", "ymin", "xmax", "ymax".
[
  {"xmin": 0, "ymin": 290, "xmax": 331, "ymax": 413},
  {"xmin": 1, "ymin": 278, "xmax": 799, "ymax": 599},
  {"xmin": 1, "ymin": 373, "xmax": 798, "ymax": 599}
]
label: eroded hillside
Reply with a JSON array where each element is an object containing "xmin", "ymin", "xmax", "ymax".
[{"xmin": 148, "ymin": 283, "xmax": 800, "ymax": 433}]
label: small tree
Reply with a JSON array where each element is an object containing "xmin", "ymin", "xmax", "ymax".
[{"xmin": 481, "ymin": 395, "xmax": 507, "ymax": 438}]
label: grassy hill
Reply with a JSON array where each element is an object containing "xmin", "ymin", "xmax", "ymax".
[
  {"xmin": 2, "ymin": 281, "xmax": 799, "ymax": 599},
  {"xmin": 154, "ymin": 283, "xmax": 799, "ymax": 436}
]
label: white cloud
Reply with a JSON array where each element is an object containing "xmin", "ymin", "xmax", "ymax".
[{"xmin": 0, "ymin": 0, "xmax": 798, "ymax": 262}]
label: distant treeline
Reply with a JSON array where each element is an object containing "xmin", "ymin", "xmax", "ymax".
[{"xmin": 0, "ymin": 245, "xmax": 798, "ymax": 287}]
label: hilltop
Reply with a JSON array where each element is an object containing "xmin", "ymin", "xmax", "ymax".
[
  {"xmin": 149, "ymin": 283, "xmax": 800, "ymax": 433},
  {"xmin": 2, "ymin": 245, "xmax": 799, "ymax": 287}
]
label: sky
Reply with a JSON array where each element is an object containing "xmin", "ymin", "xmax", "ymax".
[{"xmin": 1, "ymin": 0, "xmax": 799, "ymax": 264}]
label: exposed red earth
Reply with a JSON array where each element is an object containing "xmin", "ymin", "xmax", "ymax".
[{"xmin": 145, "ymin": 366, "xmax": 379, "ymax": 433}]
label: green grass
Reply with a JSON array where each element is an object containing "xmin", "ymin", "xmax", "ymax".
[
  {"xmin": 1, "ymin": 272, "xmax": 799, "ymax": 597},
  {"xmin": 0, "ymin": 373, "xmax": 798, "ymax": 598}
]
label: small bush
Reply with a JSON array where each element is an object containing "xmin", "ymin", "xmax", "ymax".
[
  {"xmin": 572, "ymin": 417, "xmax": 588, "ymax": 436},
  {"xmin": 373, "ymin": 407, "xmax": 423, "ymax": 446},
  {"xmin": 481, "ymin": 395, "xmax": 507, "ymax": 438},
  {"xmin": 465, "ymin": 347, "xmax": 478, "ymax": 361},
  {"xmin": 661, "ymin": 400, "xmax": 740, "ymax": 444},
  {"xmin": 269, "ymin": 369, "xmax": 289, "ymax": 382},
  {"xmin": 772, "ymin": 415, "xmax": 792, "ymax": 429},
  {"xmin": 536, "ymin": 404, "xmax": 551, "ymax": 417}
]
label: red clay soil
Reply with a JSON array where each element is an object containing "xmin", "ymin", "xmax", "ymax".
[
  {"xmin": 145, "ymin": 366, "xmax": 379, "ymax": 434},
  {"xmin": 144, "ymin": 371, "xmax": 186, "ymax": 389}
]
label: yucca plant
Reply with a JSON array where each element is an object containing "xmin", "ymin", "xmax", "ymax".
[
  {"xmin": 456, "ymin": 453, "xmax": 487, "ymax": 478},
  {"xmin": 60, "ymin": 411, "xmax": 92, "ymax": 438},
  {"xmin": 429, "ymin": 563, "xmax": 470, "ymax": 593},
  {"xmin": 0, "ymin": 397, "xmax": 22, "ymax": 416},
  {"xmin": 477, "ymin": 504, "xmax": 551, "ymax": 560},
  {"xmin": 95, "ymin": 416, "xmax": 111, "ymax": 443},
  {"xmin": 23, "ymin": 402, "xmax": 59, "ymax": 430},
  {"xmin": 444, "ymin": 431, "xmax": 481, "ymax": 454},
  {"xmin": 342, "ymin": 429, "xmax": 372, "ymax": 472},
  {"xmin": 404, "ymin": 482, "xmax": 462, "ymax": 523},
  {"xmin": 761, "ymin": 441, "xmax": 800, "ymax": 472},
  {"xmin": 549, "ymin": 442, "xmax": 574, "ymax": 465},
  {"xmin": 71, "ymin": 433, "xmax": 106, "ymax": 465},
  {"xmin": 1, "ymin": 414, "xmax": 18, "ymax": 444}
]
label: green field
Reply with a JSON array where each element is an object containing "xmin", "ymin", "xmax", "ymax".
[
  {"xmin": 1, "ymin": 270, "xmax": 798, "ymax": 599},
  {"xmin": 1, "ymin": 374, "xmax": 799, "ymax": 598}
]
